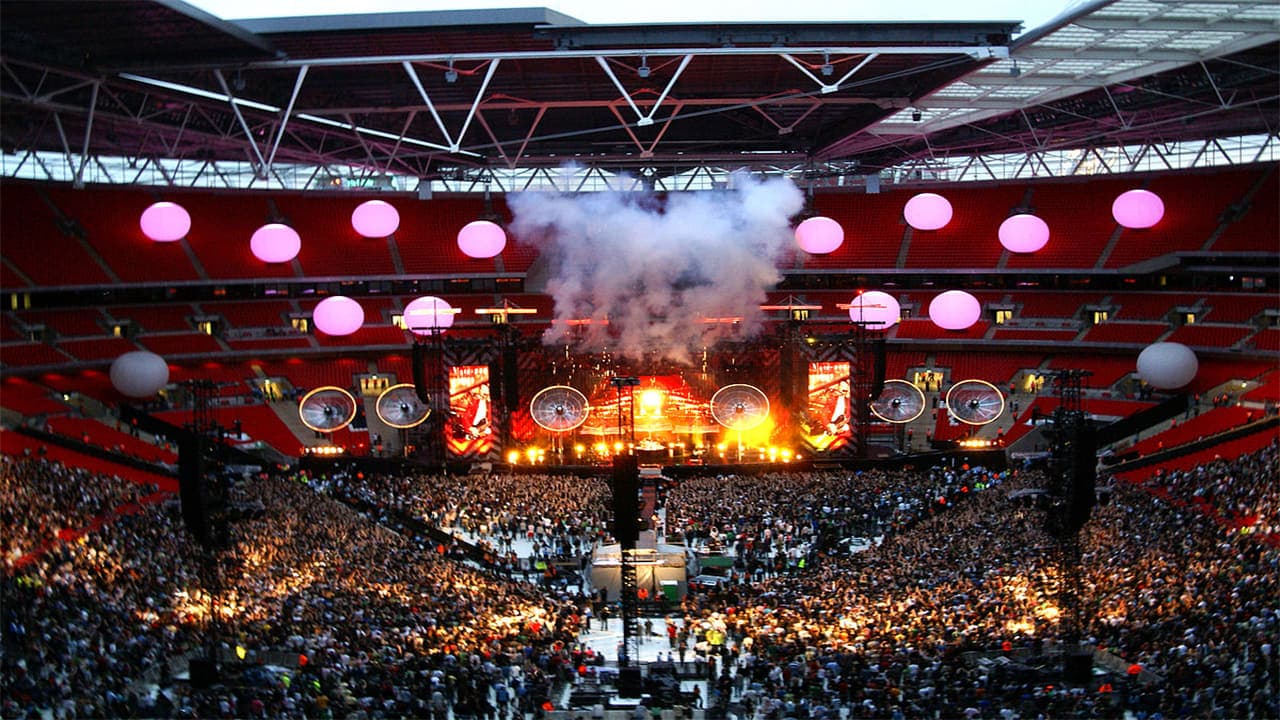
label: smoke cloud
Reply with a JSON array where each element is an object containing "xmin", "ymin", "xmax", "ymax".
[{"xmin": 508, "ymin": 171, "xmax": 803, "ymax": 364}]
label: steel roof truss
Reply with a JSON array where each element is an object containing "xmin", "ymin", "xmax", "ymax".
[{"xmin": 475, "ymin": 104, "xmax": 547, "ymax": 169}]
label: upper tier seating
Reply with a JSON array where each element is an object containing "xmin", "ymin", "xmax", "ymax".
[
  {"xmin": 43, "ymin": 186, "xmax": 201, "ymax": 282},
  {"xmin": 1080, "ymin": 321, "xmax": 1169, "ymax": 345},
  {"xmin": 0, "ymin": 183, "xmax": 115, "ymax": 286},
  {"xmin": 932, "ymin": 350, "xmax": 1045, "ymax": 386},
  {"xmin": 1248, "ymin": 327, "xmax": 1280, "ymax": 353},
  {"xmin": 903, "ymin": 184, "xmax": 1027, "ymax": 269},
  {"xmin": 271, "ymin": 194, "xmax": 398, "ymax": 277},
  {"xmin": 1111, "ymin": 293, "xmax": 1181, "ymax": 320},
  {"xmin": 1104, "ymin": 169, "xmax": 1256, "ymax": 268},
  {"xmin": 13, "ymin": 308, "xmax": 111, "ymax": 338},
  {"xmin": 1198, "ymin": 294, "xmax": 1276, "ymax": 324},
  {"xmin": 1211, "ymin": 168, "xmax": 1278, "ymax": 252},
  {"xmin": 1013, "ymin": 292, "xmax": 1106, "ymax": 319},
  {"xmin": 1005, "ymin": 176, "xmax": 1138, "ymax": 269},
  {"xmin": 798, "ymin": 192, "xmax": 907, "ymax": 269},
  {"xmin": 108, "ymin": 304, "xmax": 198, "ymax": 333},
  {"xmin": 1164, "ymin": 324, "xmax": 1251, "ymax": 349},
  {"xmin": 178, "ymin": 192, "xmax": 283, "ymax": 280}
]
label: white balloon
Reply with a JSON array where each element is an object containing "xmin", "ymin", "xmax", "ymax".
[
  {"xmin": 1136, "ymin": 342, "xmax": 1198, "ymax": 389},
  {"xmin": 110, "ymin": 351, "xmax": 170, "ymax": 398}
]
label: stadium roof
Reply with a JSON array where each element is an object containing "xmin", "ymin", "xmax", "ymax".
[{"xmin": 1, "ymin": 0, "xmax": 1276, "ymax": 190}]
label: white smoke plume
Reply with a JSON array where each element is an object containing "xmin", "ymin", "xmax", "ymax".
[{"xmin": 508, "ymin": 171, "xmax": 803, "ymax": 364}]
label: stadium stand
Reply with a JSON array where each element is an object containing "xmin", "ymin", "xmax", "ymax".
[
  {"xmin": 1103, "ymin": 169, "xmax": 1256, "ymax": 268},
  {"xmin": 1110, "ymin": 292, "xmax": 1181, "ymax": 320},
  {"xmin": 57, "ymin": 337, "xmax": 140, "ymax": 362},
  {"xmin": 0, "ymin": 375, "xmax": 69, "ymax": 416},
  {"xmin": 107, "ymin": 304, "xmax": 197, "ymax": 333},
  {"xmin": 893, "ymin": 318, "xmax": 990, "ymax": 340},
  {"xmin": 800, "ymin": 191, "xmax": 907, "ymax": 269},
  {"xmin": 178, "ymin": 191, "xmax": 286, "ymax": 279},
  {"xmin": 44, "ymin": 185, "xmax": 202, "ymax": 282},
  {"xmin": 135, "ymin": 332, "xmax": 226, "ymax": 356},
  {"xmin": 0, "ymin": 183, "xmax": 116, "ymax": 286},
  {"xmin": 1198, "ymin": 293, "xmax": 1276, "ymax": 323},
  {"xmin": 1210, "ymin": 168, "xmax": 1279, "ymax": 252},
  {"xmin": 1164, "ymin": 323, "xmax": 1252, "ymax": 349},
  {"xmin": 1005, "ymin": 177, "xmax": 1135, "ymax": 269},
  {"xmin": 1012, "ymin": 291, "xmax": 1105, "ymax": 320},
  {"xmin": 990, "ymin": 327, "xmax": 1079, "ymax": 342},
  {"xmin": 1126, "ymin": 405, "xmax": 1255, "ymax": 457},
  {"xmin": 0, "ymin": 342, "xmax": 75, "ymax": 368},
  {"xmin": 397, "ymin": 196, "xmax": 501, "ymax": 274},
  {"xmin": 13, "ymin": 308, "xmax": 110, "ymax": 338},
  {"xmin": 1045, "ymin": 354, "xmax": 1136, "ymax": 388},
  {"xmin": 903, "ymin": 184, "xmax": 1026, "ymax": 269},
  {"xmin": 200, "ymin": 300, "xmax": 294, "ymax": 330},
  {"xmin": 273, "ymin": 194, "xmax": 399, "ymax": 277},
  {"xmin": 1079, "ymin": 321, "xmax": 1169, "ymax": 345},
  {"xmin": 1248, "ymin": 327, "xmax": 1280, "ymax": 352},
  {"xmin": 933, "ymin": 350, "xmax": 1044, "ymax": 386}
]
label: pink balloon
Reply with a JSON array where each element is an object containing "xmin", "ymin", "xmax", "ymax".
[
  {"xmin": 313, "ymin": 296, "xmax": 365, "ymax": 336},
  {"xmin": 457, "ymin": 220, "xmax": 507, "ymax": 258},
  {"xmin": 351, "ymin": 200, "xmax": 400, "ymax": 238},
  {"xmin": 139, "ymin": 202, "xmax": 191, "ymax": 242},
  {"xmin": 847, "ymin": 291, "xmax": 901, "ymax": 330},
  {"xmin": 903, "ymin": 193, "xmax": 952, "ymax": 231},
  {"xmin": 1112, "ymin": 189, "xmax": 1164, "ymax": 229},
  {"xmin": 998, "ymin": 214, "xmax": 1050, "ymax": 253},
  {"xmin": 928, "ymin": 290, "xmax": 982, "ymax": 331},
  {"xmin": 250, "ymin": 224, "xmax": 301, "ymax": 263},
  {"xmin": 794, "ymin": 216, "xmax": 844, "ymax": 254},
  {"xmin": 403, "ymin": 296, "xmax": 455, "ymax": 335}
]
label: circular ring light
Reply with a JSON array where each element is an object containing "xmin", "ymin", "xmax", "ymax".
[
  {"xmin": 710, "ymin": 384, "xmax": 770, "ymax": 431},
  {"xmin": 870, "ymin": 380, "xmax": 927, "ymax": 424},
  {"xmin": 375, "ymin": 383, "xmax": 431, "ymax": 429},
  {"xmin": 530, "ymin": 385, "xmax": 591, "ymax": 432},
  {"xmin": 945, "ymin": 379, "xmax": 1006, "ymax": 426},
  {"xmin": 297, "ymin": 386, "xmax": 358, "ymax": 433}
]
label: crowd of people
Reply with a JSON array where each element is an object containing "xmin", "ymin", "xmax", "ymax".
[
  {"xmin": 322, "ymin": 470, "xmax": 612, "ymax": 571},
  {"xmin": 670, "ymin": 463, "xmax": 1279, "ymax": 719},
  {"xmin": 2, "ymin": 433, "xmax": 1277, "ymax": 719},
  {"xmin": 663, "ymin": 466, "xmax": 983, "ymax": 580},
  {"xmin": 0, "ymin": 454, "xmax": 156, "ymax": 569},
  {"xmin": 1140, "ymin": 440, "xmax": 1279, "ymax": 542},
  {"xmin": 0, "ymin": 460, "xmax": 595, "ymax": 718}
]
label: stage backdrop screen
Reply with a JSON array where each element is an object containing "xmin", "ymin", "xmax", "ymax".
[
  {"xmin": 805, "ymin": 361, "xmax": 851, "ymax": 452},
  {"xmin": 448, "ymin": 365, "xmax": 493, "ymax": 456}
]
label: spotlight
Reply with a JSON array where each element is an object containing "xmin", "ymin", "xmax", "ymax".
[
  {"xmin": 911, "ymin": 109, "xmax": 922, "ymax": 122},
  {"xmin": 637, "ymin": 55, "xmax": 651, "ymax": 78},
  {"xmin": 444, "ymin": 61, "xmax": 458, "ymax": 84},
  {"xmin": 1009, "ymin": 61, "xmax": 1021, "ymax": 77},
  {"xmin": 820, "ymin": 52, "xmax": 833, "ymax": 76}
]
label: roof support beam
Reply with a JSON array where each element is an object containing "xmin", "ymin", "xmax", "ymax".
[
  {"xmin": 230, "ymin": 45, "xmax": 1006, "ymax": 71},
  {"xmin": 73, "ymin": 82, "xmax": 99, "ymax": 188},
  {"xmin": 213, "ymin": 69, "xmax": 269, "ymax": 178},
  {"xmin": 265, "ymin": 65, "xmax": 309, "ymax": 173},
  {"xmin": 403, "ymin": 60, "xmax": 457, "ymax": 149},
  {"xmin": 782, "ymin": 52, "xmax": 879, "ymax": 94}
]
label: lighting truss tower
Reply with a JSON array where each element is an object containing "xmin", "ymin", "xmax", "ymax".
[
  {"xmin": 609, "ymin": 376, "xmax": 642, "ymax": 665},
  {"xmin": 409, "ymin": 329, "xmax": 449, "ymax": 469},
  {"xmin": 849, "ymin": 322, "xmax": 885, "ymax": 459},
  {"xmin": 1044, "ymin": 369, "xmax": 1096, "ymax": 656}
]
